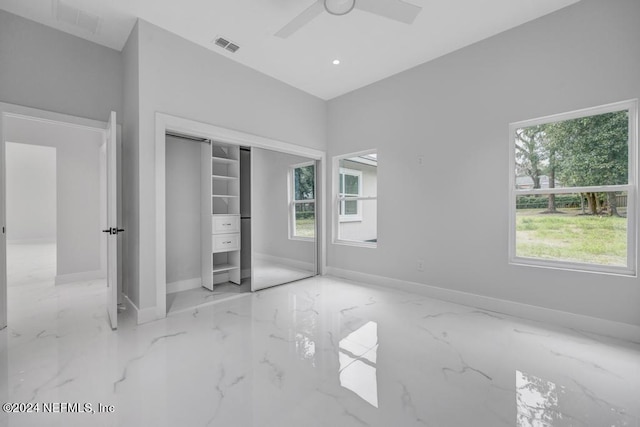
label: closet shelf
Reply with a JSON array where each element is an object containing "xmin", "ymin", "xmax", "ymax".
[
  {"xmin": 212, "ymin": 156, "xmax": 238, "ymax": 164},
  {"xmin": 212, "ymin": 264, "xmax": 239, "ymax": 274},
  {"xmin": 212, "ymin": 174, "xmax": 238, "ymax": 180},
  {"xmin": 206, "ymin": 141, "xmax": 241, "ymax": 289}
]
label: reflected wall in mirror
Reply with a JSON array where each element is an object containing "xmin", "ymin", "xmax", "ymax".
[{"xmin": 251, "ymin": 148, "xmax": 317, "ymax": 291}]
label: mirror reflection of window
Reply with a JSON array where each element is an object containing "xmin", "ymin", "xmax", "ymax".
[
  {"xmin": 290, "ymin": 162, "xmax": 316, "ymax": 240},
  {"xmin": 339, "ymin": 321, "xmax": 379, "ymax": 408}
]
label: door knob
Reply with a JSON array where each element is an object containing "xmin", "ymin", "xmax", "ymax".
[{"xmin": 102, "ymin": 228, "xmax": 125, "ymax": 235}]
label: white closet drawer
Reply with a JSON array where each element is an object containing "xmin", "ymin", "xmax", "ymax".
[
  {"xmin": 212, "ymin": 215, "xmax": 240, "ymax": 233},
  {"xmin": 212, "ymin": 233, "xmax": 240, "ymax": 253}
]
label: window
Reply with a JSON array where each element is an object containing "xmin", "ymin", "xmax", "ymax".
[
  {"xmin": 339, "ymin": 168, "xmax": 362, "ymax": 221},
  {"xmin": 289, "ymin": 162, "xmax": 315, "ymax": 240},
  {"xmin": 509, "ymin": 100, "xmax": 637, "ymax": 275},
  {"xmin": 334, "ymin": 151, "xmax": 377, "ymax": 246}
]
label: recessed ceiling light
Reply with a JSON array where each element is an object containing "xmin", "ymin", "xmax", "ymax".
[{"xmin": 332, "ymin": 59, "xmax": 340, "ymax": 65}]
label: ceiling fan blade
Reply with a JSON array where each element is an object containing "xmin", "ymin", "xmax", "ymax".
[
  {"xmin": 354, "ymin": 0, "xmax": 421, "ymax": 24},
  {"xmin": 275, "ymin": 1, "xmax": 325, "ymax": 38}
]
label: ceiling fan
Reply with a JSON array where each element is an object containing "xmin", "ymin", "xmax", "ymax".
[{"xmin": 275, "ymin": 0, "xmax": 422, "ymax": 38}]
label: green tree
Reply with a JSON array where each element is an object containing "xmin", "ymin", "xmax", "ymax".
[
  {"xmin": 543, "ymin": 142, "xmax": 558, "ymax": 213},
  {"xmin": 515, "ymin": 125, "xmax": 546, "ymax": 189},
  {"xmin": 546, "ymin": 111, "xmax": 628, "ymax": 216},
  {"xmin": 294, "ymin": 165, "xmax": 315, "ymax": 200},
  {"xmin": 294, "ymin": 164, "xmax": 315, "ymax": 219},
  {"xmin": 516, "ymin": 125, "xmax": 559, "ymax": 212}
]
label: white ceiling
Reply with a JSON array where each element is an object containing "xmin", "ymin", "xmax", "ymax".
[{"xmin": 0, "ymin": 0, "xmax": 580, "ymax": 100}]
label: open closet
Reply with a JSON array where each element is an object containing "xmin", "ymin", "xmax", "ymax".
[
  {"xmin": 205, "ymin": 142, "xmax": 242, "ymax": 288},
  {"xmin": 164, "ymin": 132, "xmax": 319, "ymax": 315}
]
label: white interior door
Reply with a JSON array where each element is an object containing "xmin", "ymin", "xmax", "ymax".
[{"xmin": 105, "ymin": 111, "xmax": 119, "ymax": 330}]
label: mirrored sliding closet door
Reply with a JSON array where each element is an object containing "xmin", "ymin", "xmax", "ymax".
[{"xmin": 250, "ymin": 148, "xmax": 317, "ymax": 291}]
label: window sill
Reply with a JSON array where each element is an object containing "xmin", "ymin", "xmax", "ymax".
[
  {"xmin": 509, "ymin": 256, "xmax": 636, "ymax": 277},
  {"xmin": 339, "ymin": 217, "xmax": 362, "ymax": 223}
]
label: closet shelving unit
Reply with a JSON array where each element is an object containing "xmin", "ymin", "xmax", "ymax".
[{"xmin": 201, "ymin": 143, "xmax": 241, "ymax": 289}]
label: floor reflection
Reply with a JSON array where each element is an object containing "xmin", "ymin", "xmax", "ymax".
[
  {"xmin": 516, "ymin": 369, "xmax": 636, "ymax": 427},
  {"xmin": 516, "ymin": 370, "xmax": 562, "ymax": 427},
  {"xmin": 292, "ymin": 294, "xmax": 317, "ymax": 367},
  {"xmin": 339, "ymin": 321, "xmax": 379, "ymax": 408}
]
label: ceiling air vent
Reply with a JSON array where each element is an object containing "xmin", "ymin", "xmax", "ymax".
[
  {"xmin": 52, "ymin": 0, "xmax": 101, "ymax": 35},
  {"xmin": 213, "ymin": 36, "xmax": 240, "ymax": 53}
]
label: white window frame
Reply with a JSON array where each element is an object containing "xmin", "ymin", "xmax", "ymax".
[
  {"xmin": 508, "ymin": 99, "xmax": 638, "ymax": 276},
  {"xmin": 289, "ymin": 161, "xmax": 316, "ymax": 241},
  {"xmin": 339, "ymin": 167, "xmax": 363, "ymax": 222},
  {"xmin": 333, "ymin": 150, "xmax": 377, "ymax": 248}
]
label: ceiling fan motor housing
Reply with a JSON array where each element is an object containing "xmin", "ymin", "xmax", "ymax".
[{"xmin": 324, "ymin": 0, "xmax": 356, "ymax": 15}]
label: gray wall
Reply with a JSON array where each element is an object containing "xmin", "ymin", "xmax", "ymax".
[
  {"xmin": 132, "ymin": 20, "xmax": 327, "ymax": 310},
  {"xmin": 5, "ymin": 116, "xmax": 103, "ymax": 279},
  {"xmin": 252, "ymin": 148, "xmax": 316, "ymax": 266},
  {"xmin": 5, "ymin": 143, "xmax": 56, "ymax": 243},
  {"xmin": 327, "ymin": 0, "xmax": 640, "ymax": 327},
  {"xmin": 121, "ymin": 22, "xmax": 140, "ymax": 306},
  {"xmin": 165, "ymin": 135, "xmax": 202, "ymax": 285},
  {"xmin": 0, "ymin": 10, "xmax": 122, "ymax": 122}
]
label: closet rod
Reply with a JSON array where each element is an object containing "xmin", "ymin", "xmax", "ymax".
[{"xmin": 166, "ymin": 132, "xmax": 211, "ymax": 144}]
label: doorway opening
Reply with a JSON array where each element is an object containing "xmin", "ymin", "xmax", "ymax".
[
  {"xmin": 6, "ymin": 143, "xmax": 57, "ymax": 321},
  {"xmin": 0, "ymin": 107, "xmax": 120, "ymax": 331}
]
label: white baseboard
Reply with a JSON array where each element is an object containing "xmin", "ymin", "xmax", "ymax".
[
  {"xmin": 327, "ymin": 267, "xmax": 640, "ymax": 344},
  {"xmin": 255, "ymin": 253, "xmax": 315, "ymax": 272},
  {"xmin": 55, "ymin": 269, "xmax": 105, "ymax": 285},
  {"xmin": 166, "ymin": 277, "xmax": 202, "ymax": 294},
  {"xmin": 123, "ymin": 295, "xmax": 158, "ymax": 325},
  {"xmin": 138, "ymin": 306, "xmax": 157, "ymax": 324}
]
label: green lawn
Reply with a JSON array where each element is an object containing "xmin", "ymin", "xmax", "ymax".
[
  {"xmin": 516, "ymin": 209, "xmax": 627, "ymax": 266},
  {"xmin": 295, "ymin": 217, "xmax": 315, "ymax": 238}
]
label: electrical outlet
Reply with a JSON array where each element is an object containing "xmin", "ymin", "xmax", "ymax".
[
  {"xmin": 417, "ymin": 259, "xmax": 424, "ymax": 272},
  {"xmin": 417, "ymin": 155, "xmax": 424, "ymax": 165}
]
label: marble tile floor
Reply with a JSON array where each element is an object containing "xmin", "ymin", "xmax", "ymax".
[
  {"xmin": 166, "ymin": 260, "xmax": 314, "ymax": 316},
  {"xmin": 166, "ymin": 281, "xmax": 251, "ymax": 316},
  {"xmin": 251, "ymin": 258, "xmax": 316, "ymax": 291},
  {"xmin": 1, "ymin": 245, "xmax": 639, "ymax": 426}
]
